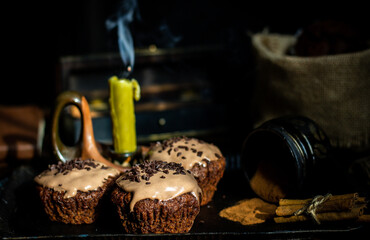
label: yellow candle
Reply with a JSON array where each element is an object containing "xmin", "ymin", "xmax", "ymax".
[{"xmin": 109, "ymin": 76, "xmax": 140, "ymax": 153}]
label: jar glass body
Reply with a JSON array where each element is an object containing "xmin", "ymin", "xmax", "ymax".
[{"xmin": 241, "ymin": 116, "xmax": 332, "ymax": 202}]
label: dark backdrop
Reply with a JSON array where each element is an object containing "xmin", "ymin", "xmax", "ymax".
[{"xmin": 2, "ymin": 0, "xmax": 368, "ymax": 107}]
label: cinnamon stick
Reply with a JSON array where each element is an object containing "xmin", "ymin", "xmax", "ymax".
[
  {"xmin": 276, "ymin": 193, "xmax": 365, "ymax": 217},
  {"xmin": 358, "ymin": 214, "xmax": 370, "ymax": 223},
  {"xmin": 274, "ymin": 193, "xmax": 367, "ymax": 224},
  {"xmin": 274, "ymin": 205, "xmax": 365, "ymax": 223},
  {"xmin": 278, "ymin": 193, "xmax": 358, "ymax": 206}
]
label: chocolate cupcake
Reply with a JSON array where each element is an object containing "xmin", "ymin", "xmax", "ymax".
[
  {"xmin": 111, "ymin": 160, "xmax": 201, "ymax": 233},
  {"xmin": 149, "ymin": 136, "xmax": 226, "ymax": 206},
  {"xmin": 34, "ymin": 158, "xmax": 120, "ymax": 224}
]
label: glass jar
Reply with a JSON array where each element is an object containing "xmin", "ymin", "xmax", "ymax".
[{"xmin": 241, "ymin": 116, "xmax": 332, "ymax": 202}]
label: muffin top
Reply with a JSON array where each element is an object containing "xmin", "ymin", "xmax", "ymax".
[
  {"xmin": 148, "ymin": 137, "xmax": 223, "ymax": 170},
  {"xmin": 34, "ymin": 158, "xmax": 120, "ymax": 198},
  {"xmin": 116, "ymin": 160, "xmax": 202, "ymax": 211}
]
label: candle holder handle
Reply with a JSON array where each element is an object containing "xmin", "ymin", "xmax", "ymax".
[{"xmin": 51, "ymin": 91, "xmax": 126, "ymax": 171}]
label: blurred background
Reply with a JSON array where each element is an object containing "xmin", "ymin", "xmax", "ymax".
[{"xmin": 4, "ymin": 0, "xmax": 368, "ymax": 105}]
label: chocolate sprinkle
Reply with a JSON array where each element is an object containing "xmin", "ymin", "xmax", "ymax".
[
  {"xmin": 150, "ymin": 136, "xmax": 222, "ymax": 164},
  {"xmin": 49, "ymin": 158, "xmax": 101, "ymax": 175},
  {"xmin": 120, "ymin": 160, "xmax": 187, "ymax": 183},
  {"xmin": 178, "ymin": 145, "xmax": 189, "ymax": 151}
]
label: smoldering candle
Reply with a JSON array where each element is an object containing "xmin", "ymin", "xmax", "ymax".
[
  {"xmin": 106, "ymin": 0, "xmax": 141, "ymax": 154},
  {"xmin": 109, "ymin": 76, "xmax": 140, "ymax": 153}
]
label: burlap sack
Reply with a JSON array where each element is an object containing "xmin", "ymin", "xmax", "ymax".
[{"xmin": 251, "ymin": 33, "xmax": 370, "ymax": 150}]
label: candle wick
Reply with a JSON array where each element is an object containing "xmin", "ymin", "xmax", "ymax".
[{"xmin": 120, "ymin": 65, "xmax": 133, "ymax": 79}]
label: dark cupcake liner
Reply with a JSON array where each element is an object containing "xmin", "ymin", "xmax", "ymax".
[
  {"xmin": 111, "ymin": 187, "xmax": 201, "ymax": 233},
  {"xmin": 36, "ymin": 177, "xmax": 116, "ymax": 224}
]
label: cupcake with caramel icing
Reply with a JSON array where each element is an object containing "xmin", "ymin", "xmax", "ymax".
[
  {"xmin": 148, "ymin": 136, "xmax": 226, "ymax": 206},
  {"xmin": 111, "ymin": 160, "xmax": 201, "ymax": 233},
  {"xmin": 34, "ymin": 158, "xmax": 120, "ymax": 224}
]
